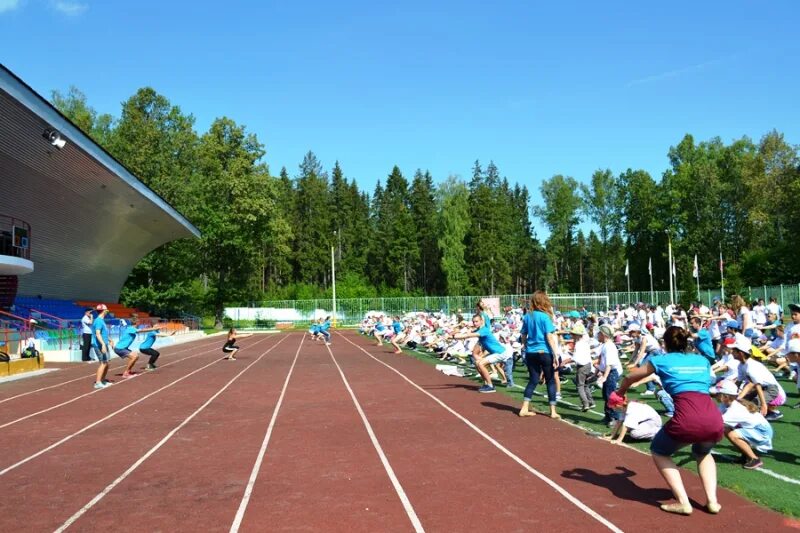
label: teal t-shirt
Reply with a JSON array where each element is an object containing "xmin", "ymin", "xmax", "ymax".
[
  {"xmin": 649, "ymin": 352, "xmax": 713, "ymax": 396},
  {"xmin": 91, "ymin": 316, "xmax": 109, "ymax": 348},
  {"xmin": 477, "ymin": 324, "xmax": 505, "ymax": 354},
  {"xmin": 694, "ymin": 329, "xmax": 715, "ymax": 363},
  {"xmin": 140, "ymin": 330, "xmax": 157, "ymax": 350},
  {"xmin": 116, "ymin": 325, "xmax": 138, "ymax": 350},
  {"xmin": 520, "ymin": 310, "xmax": 555, "ymax": 353}
]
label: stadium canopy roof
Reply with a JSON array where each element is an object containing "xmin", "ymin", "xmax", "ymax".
[{"xmin": 0, "ymin": 64, "xmax": 200, "ymax": 302}]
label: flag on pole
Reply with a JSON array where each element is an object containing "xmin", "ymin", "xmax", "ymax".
[
  {"xmin": 692, "ymin": 254, "xmax": 699, "ymax": 279},
  {"xmin": 625, "ymin": 260, "xmax": 629, "ymax": 277},
  {"xmin": 648, "ymin": 257, "xmax": 652, "ymax": 275}
]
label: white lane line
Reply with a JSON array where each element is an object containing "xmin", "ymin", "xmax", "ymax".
[
  {"xmin": 404, "ymin": 345, "xmax": 800, "ymax": 491},
  {"xmin": 0, "ymin": 339, "xmax": 233, "ymax": 429},
  {"xmin": 339, "ymin": 334, "xmax": 621, "ymax": 533},
  {"xmin": 0, "ymin": 335, "xmax": 278, "ymax": 477},
  {"xmin": 229, "ymin": 334, "xmax": 305, "ymax": 533},
  {"xmin": 325, "ymin": 343, "xmax": 425, "ymax": 533},
  {"xmin": 0, "ymin": 338, "xmax": 222, "ymax": 406},
  {"xmin": 54, "ymin": 334, "xmax": 291, "ymax": 533}
]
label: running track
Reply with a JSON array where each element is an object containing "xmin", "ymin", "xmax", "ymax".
[{"xmin": 0, "ymin": 332, "xmax": 797, "ymax": 532}]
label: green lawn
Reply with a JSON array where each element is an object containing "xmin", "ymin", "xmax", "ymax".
[{"xmin": 393, "ymin": 341, "xmax": 800, "ymax": 517}]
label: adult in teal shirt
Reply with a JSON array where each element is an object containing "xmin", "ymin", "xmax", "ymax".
[
  {"xmin": 519, "ymin": 291, "xmax": 561, "ymax": 419},
  {"xmin": 451, "ymin": 313, "xmax": 510, "ymax": 394},
  {"xmin": 91, "ymin": 305, "xmax": 113, "ymax": 389}
]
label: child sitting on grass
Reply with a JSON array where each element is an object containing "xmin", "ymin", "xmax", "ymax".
[{"xmin": 716, "ymin": 380, "xmax": 773, "ymax": 470}]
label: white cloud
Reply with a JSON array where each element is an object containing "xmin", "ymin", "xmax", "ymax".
[
  {"xmin": 51, "ymin": 0, "xmax": 88, "ymax": 15},
  {"xmin": 626, "ymin": 57, "xmax": 733, "ymax": 88},
  {"xmin": 0, "ymin": 0, "xmax": 21, "ymax": 14}
]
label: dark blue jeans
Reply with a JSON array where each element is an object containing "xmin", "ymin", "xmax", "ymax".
[
  {"xmin": 523, "ymin": 352, "xmax": 557, "ymax": 405},
  {"xmin": 603, "ymin": 368, "xmax": 621, "ymax": 421}
]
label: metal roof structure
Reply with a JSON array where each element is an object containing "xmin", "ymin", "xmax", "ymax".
[{"xmin": 0, "ymin": 64, "xmax": 200, "ymax": 302}]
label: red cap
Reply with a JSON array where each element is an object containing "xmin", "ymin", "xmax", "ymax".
[
  {"xmin": 608, "ymin": 390, "xmax": 626, "ymax": 409},
  {"xmin": 96, "ymin": 304, "xmax": 108, "ymax": 311}
]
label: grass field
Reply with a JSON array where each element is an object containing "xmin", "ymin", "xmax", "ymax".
[{"xmin": 395, "ymin": 342, "xmax": 800, "ymax": 517}]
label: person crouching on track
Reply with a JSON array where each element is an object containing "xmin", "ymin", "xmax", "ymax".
[
  {"xmin": 223, "ymin": 328, "xmax": 253, "ymax": 360},
  {"xmin": 318, "ymin": 316, "xmax": 332, "ymax": 346},
  {"xmin": 449, "ymin": 313, "xmax": 511, "ymax": 394},
  {"xmin": 390, "ymin": 316, "xmax": 406, "ymax": 353},
  {"xmin": 615, "ymin": 326, "xmax": 723, "ymax": 516},
  {"xmin": 114, "ymin": 318, "xmax": 147, "ymax": 378},
  {"xmin": 137, "ymin": 319, "xmax": 176, "ymax": 370}
]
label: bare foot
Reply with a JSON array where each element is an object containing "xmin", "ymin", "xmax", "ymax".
[
  {"xmin": 550, "ymin": 413, "xmax": 562, "ymax": 420},
  {"xmin": 519, "ymin": 410, "xmax": 536, "ymax": 417},
  {"xmin": 707, "ymin": 502, "xmax": 722, "ymax": 514},
  {"xmin": 660, "ymin": 503, "xmax": 692, "ymax": 515}
]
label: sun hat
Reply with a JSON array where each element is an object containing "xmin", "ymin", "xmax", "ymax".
[
  {"xmin": 599, "ymin": 325, "xmax": 615, "ymax": 338},
  {"xmin": 571, "ymin": 323, "xmax": 586, "ymax": 336},
  {"xmin": 731, "ymin": 333, "xmax": 752, "ymax": 353},
  {"xmin": 96, "ymin": 303, "xmax": 108, "ymax": 311}
]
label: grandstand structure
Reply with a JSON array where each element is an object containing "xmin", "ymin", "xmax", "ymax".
[{"xmin": 0, "ymin": 64, "xmax": 200, "ymax": 363}]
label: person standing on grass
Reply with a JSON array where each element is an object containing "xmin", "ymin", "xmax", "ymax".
[
  {"xmin": 80, "ymin": 308, "xmax": 94, "ymax": 362},
  {"xmin": 91, "ymin": 304, "xmax": 114, "ymax": 389},
  {"xmin": 615, "ymin": 326, "xmax": 722, "ymax": 516},
  {"xmin": 570, "ymin": 322, "xmax": 595, "ymax": 412},
  {"xmin": 449, "ymin": 313, "xmax": 510, "ymax": 394},
  {"xmin": 597, "ymin": 324, "xmax": 623, "ymax": 425},
  {"xmin": 519, "ymin": 290, "xmax": 561, "ymax": 419}
]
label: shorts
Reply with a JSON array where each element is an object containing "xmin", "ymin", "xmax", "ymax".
[
  {"xmin": 114, "ymin": 348, "xmax": 132, "ymax": 359},
  {"xmin": 650, "ymin": 427, "xmax": 715, "ymax": 458},
  {"xmin": 746, "ymin": 383, "xmax": 785, "ymax": 407},
  {"xmin": 483, "ymin": 351, "xmax": 511, "ymax": 364},
  {"xmin": 222, "ymin": 345, "xmax": 240, "ymax": 353},
  {"xmin": 733, "ymin": 425, "xmax": 773, "ymax": 453},
  {"xmin": 92, "ymin": 345, "xmax": 109, "ymax": 363}
]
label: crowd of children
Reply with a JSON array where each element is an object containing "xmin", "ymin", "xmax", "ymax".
[{"xmin": 359, "ymin": 294, "xmax": 799, "ymax": 475}]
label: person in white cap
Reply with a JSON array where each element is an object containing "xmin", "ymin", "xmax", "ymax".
[
  {"xmin": 730, "ymin": 333, "xmax": 786, "ymax": 421},
  {"xmin": 568, "ymin": 323, "xmax": 595, "ymax": 411},
  {"xmin": 626, "ymin": 322, "xmax": 663, "ymax": 396},
  {"xmin": 716, "ymin": 380, "xmax": 773, "ymax": 470}
]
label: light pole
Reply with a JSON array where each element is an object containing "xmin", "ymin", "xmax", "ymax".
[
  {"xmin": 666, "ymin": 230, "xmax": 674, "ymax": 304},
  {"xmin": 331, "ymin": 231, "xmax": 337, "ymax": 327}
]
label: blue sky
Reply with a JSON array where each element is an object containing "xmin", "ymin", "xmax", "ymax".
[{"xmin": 2, "ymin": 1, "xmax": 799, "ymax": 238}]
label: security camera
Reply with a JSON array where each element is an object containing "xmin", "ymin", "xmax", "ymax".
[{"xmin": 43, "ymin": 128, "xmax": 67, "ymax": 150}]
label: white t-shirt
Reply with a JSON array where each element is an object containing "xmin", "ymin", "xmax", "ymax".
[
  {"xmin": 717, "ymin": 353, "xmax": 740, "ymax": 381},
  {"xmin": 81, "ymin": 314, "xmax": 93, "ymax": 335},
  {"xmin": 766, "ymin": 302, "xmax": 782, "ymax": 317},
  {"xmin": 598, "ymin": 341, "xmax": 622, "ymax": 374},
  {"xmin": 623, "ymin": 401, "xmax": 662, "ymax": 440},
  {"xmin": 752, "ymin": 305, "xmax": 767, "ymax": 325},
  {"xmin": 721, "ymin": 400, "xmax": 769, "ymax": 431},
  {"xmin": 744, "ymin": 359, "xmax": 778, "ymax": 387},
  {"xmin": 784, "ymin": 323, "xmax": 800, "ymax": 352},
  {"xmin": 572, "ymin": 337, "xmax": 592, "ymax": 366},
  {"xmin": 738, "ymin": 307, "xmax": 752, "ymax": 332}
]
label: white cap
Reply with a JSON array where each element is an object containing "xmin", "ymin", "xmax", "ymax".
[
  {"xmin": 625, "ymin": 323, "xmax": 641, "ymax": 333},
  {"xmin": 716, "ymin": 380, "xmax": 739, "ymax": 396},
  {"xmin": 731, "ymin": 333, "xmax": 752, "ymax": 353}
]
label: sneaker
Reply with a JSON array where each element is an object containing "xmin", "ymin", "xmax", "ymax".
[
  {"xmin": 506, "ymin": 382, "xmax": 515, "ymax": 388},
  {"xmin": 765, "ymin": 411, "xmax": 783, "ymax": 421},
  {"xmin": 93, "ymin": 382, "xmax": 106, "ymax": 389},
  {"xmin": 555, "ymin": 393, "xmax": 562, "ymax": 401},
  {"xmin": 641, "ymin": 390, "xmax": 656, "ymax": 396},
  {"xmin": 122, "ymin": 371, "xmax": 137, "ymax": 379},
  {"xmin": 478, "ymin": 385, "xmax": 496, "ymax": 394},
  {"xmin": 146, "ymin": 364, "xmax": 157, "ymax": 371},
  {"xmin": 743, "ymin": 457, "xmax": 764, "ymax": 470},
  {"xmin": 102, "ymin": 380, "xmax": 113, "ymax": 386},
  {"xmin": 665, "ymin": 412, "xmax": 674, "ymax": 418}
]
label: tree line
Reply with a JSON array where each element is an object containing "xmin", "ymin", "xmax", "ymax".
[{"xmin": 51, "ymin": 86, "xmax": 800, "ymax": 322}]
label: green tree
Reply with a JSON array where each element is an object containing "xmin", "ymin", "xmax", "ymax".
[
  {"xmin": 436, "ymin": 176, "xmax": 470, "ymax": 294},
  {"xmin": 534, "ymin": 175, "xmax": 583, "ymax": 291},
  {"xmin": 51, "ymin": 86, "xmax": 114, "ymax": 147}
]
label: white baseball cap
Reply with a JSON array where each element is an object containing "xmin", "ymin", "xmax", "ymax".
[
  {"xmin": 625, "ymin": 323, "xmax": 641, "ymax": 333},
  {"xmin": 716, "ymin": 380, "xmax": 739, "ymax": 396},
  {"xmin": 731, "ymin": 333, "xmax": 752, "ymax": 353}
]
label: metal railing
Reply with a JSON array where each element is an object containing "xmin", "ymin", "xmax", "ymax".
[{"xmin": 0, "ymin": 214, "xmax": 31, "ymax": 260}]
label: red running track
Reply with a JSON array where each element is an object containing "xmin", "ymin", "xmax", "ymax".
[{"xmin": 0, "ymin": 331, "xmax": 797, "ymax": 532}]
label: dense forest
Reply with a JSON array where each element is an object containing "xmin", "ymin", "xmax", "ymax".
[{"xmin": 51, "ymin": 86, "xmax": 800, "ymax": 321}]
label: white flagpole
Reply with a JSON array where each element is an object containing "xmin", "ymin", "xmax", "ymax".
[
  {"xmin": 719, "ymin": 244, "xmax": 725, "ymax": 302},
  {"xmin": 667, "ymin": 233, "xmax": 674, "ymax": 304},
  {"xmin": 694, "ymin": 254, "xmax": 700, "ymax": 300},
  {"xmin": 626, "ymin": 259, "xmax": 631, "ymax": 303},
  {"xmin": 649, "ymin": 257, "xmax": 654, "ymax": 304}
]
